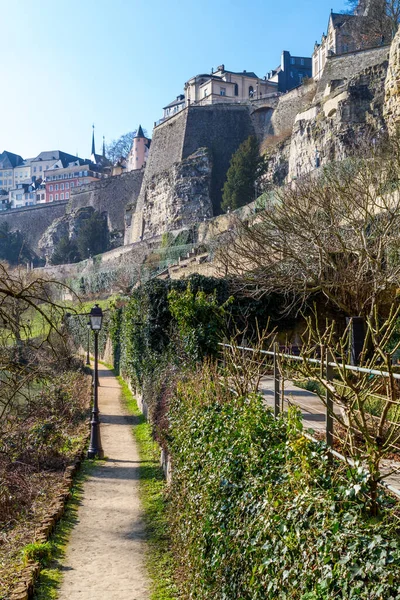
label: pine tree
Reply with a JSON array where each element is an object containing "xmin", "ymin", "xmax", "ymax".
[
  {"xmin": 50, "ymin": 236, "xmax": 80, "ymax": 265},
  {"xmin": 76, "ymin": 211, "xmax": 109, "ymax": 259},
  {"xmin": 221, "ymin": 136, "xmax": 265, "ymax": 212}
]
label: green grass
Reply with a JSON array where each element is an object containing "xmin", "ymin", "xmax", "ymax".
[
  {"xmin": 118, "ymin": 375, "xmax": 178, "ymax": 600},
  {"xmin": 32, "ymin": 459, "xmax": 98, "ymax": 600}
]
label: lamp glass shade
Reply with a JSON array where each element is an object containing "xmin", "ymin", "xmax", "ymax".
[{"xmin": 89, "ymin": 305, "xmax": 103, "ymax": 331}]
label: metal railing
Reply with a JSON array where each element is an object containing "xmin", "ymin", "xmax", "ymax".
[{"xmin": 219, "ymin": 342, "xmax": 400, "ymax": 499}]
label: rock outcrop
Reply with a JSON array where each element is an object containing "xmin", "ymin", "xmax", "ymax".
[
  {"xmin": 68, "ymin": 169, "xmax": 143, "ymax": 247},
  {"xmin": 127, "ymin": 104, "xmax": 255, "ymax": 243},
  {"xmin": 38, "ymin": 206, "xmax": 108, "ymax": 263},
  {"xmin": 384, "ymin": 26, "xmax": 400, "ymax": 134},
  {"xmin": 287, "ymin": 46, "xmax": 389, "ymax": 180},
  {"xmin": 127, "ymin": 148, "xmax": 213, "ymax": 242}
]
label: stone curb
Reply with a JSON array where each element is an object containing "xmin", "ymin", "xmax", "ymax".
[{"xmin": 10, "ymin": 429, "xmax": 91, "ymax": 600}]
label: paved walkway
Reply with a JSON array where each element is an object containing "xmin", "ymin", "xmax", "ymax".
[{"xmin": 58, "ymin": 366, "xmax": 150, "ymax": 600}]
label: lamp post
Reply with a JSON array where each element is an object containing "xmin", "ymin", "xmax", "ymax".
[
  {"xmin": 87, "ymin": 304, "xmax": 104, "ymax": 459},
  {"xmin": 86, "ymin": 321, "xmax": 91, "ymax": 366}
]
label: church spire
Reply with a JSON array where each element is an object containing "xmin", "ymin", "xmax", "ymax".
[
  {"xmin": 91, "ymin": 124, "xmax": 96, "ymax": 157},
  {"xmin": 102, "ymin": 135, "xmax": 106, "ymax": 158}
]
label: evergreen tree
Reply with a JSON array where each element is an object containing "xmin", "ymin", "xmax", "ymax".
[
  {"xmin": 51, "ymin": 236, "xmax": 80, "ymax": 265},
  {"xmin": 0, "ymin": 222, "xmax": 34, "ymax": 265},
  {"xmin": 221, "ymin": 136, "xmax": 265, "ymax": 212},
  {"xmin": 76, "ymin": 211, "xmax": 109, "ymax": 259}
]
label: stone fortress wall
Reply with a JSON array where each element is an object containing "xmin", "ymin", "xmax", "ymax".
[
  {"xmin": 315, "ymin": 45, "xmax": 390, "ymax": 102},
  {"xmin": 0, "ymin": 169, "xmax": 144, "ymax": 258},
  {"xmin": 0, "ymin": 201, "xmax": 68, "ymax": 254},
  {"xmin": 68, "ymin": 169, "xmax": 144, "ymax": 242},
  {"xmin": 128, "ymin": 104, "xmax": 255, "ymax": 244}
]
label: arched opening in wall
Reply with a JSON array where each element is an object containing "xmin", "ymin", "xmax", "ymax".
[
  {"xmin": 234, "ymin": 83, "xmax": 239, "ymax": 96},
  {"xmin": 249, "ymin": 85, "xmax": 254, "ymax": 98},
  {"xmin": 327, "ymin": 108, "xmax": 337, "ymax": 118}
]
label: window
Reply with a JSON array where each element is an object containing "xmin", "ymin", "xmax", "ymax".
[
  {"xmin": 65, "ymin": 192, "xmax": 69, "ymax": 199},
  {"xmin": 33, "ymin": 167, "xmax": 37, "ymax": 173},
  {"xmin": 41, "ymin": 194, "xmax": 45, "ymax": 200},
  {"xmin": 249, "ymin": 85, "xmax": 254, "ymax": 97},
  {"xmin": 234, "ymin": 83, "xmax": 239, "ymax": 96},
  {"xmin": 220, "ymin": 87, "xmax": 226, "ymax": 96},
  {"xmin": 66, "ymin": 182, "xmax": 69, "ymax": 189},
  {"xmin": 60, "ymin": 193, "xmax": 64, "ymax": 200},
  {"xmin": 36, "ymin": 194, "xmax": 40, "ymax": 201},
  {"xmin": 16, "ymin": 194, "xmax": 22, "ymax": 200},
  {"xmin": 61, "ymin": 183, "xmax": 64, "ymax": 190},
  {"xmin": 71, "ymin": 182, "xmax": 75, "ymax": 188},
  {"xmin": 55, "ymin": 184, "xmax": 59, "ymax": 191},
  {"xmin": 49, "ymin": 194, "xmax": 53, "ymax": 201},
  {"xmin": 204, "ymin": 89, "xmax": 208, "ymax": 97},
  {"xmin": 290, "ymin": 57, "xmax": 295, "ymax": 64},
  {"xmin": 55, "ymin": 194, "xmax": 59, "ymax": 200},
  {"xmin": 300, "ymin": 58, "xmax": 305, "ymax": 65},
  {"xmin": 49, "ymin": 185, "xmax": 53, "ymax": 191},
  {"xmin": 39, "ymin": 166, "xmax": 42, "ymax": 172},
  {"xmin": 84, "ymin": 170, "xmax": 88, "ymax": 176}
]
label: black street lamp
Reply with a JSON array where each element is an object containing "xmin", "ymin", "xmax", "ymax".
[
  {"xmin": 86, "ymin": 321, "xmax": 91, "ymax": 366},
  {"xmin": 87, "ymin": 304, "xmax": 104, "ymax": 459}
]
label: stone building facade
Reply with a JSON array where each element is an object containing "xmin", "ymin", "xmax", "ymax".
[
  {"xmin": 184, "ymin": 65, "xmax": 277, "ymax": 106},
  {"xmin": 266, "ymin": 51, "xmax": 312, "ymax": 92}
]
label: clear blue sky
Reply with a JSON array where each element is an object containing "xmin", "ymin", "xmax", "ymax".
[{"xmin": 1, "ymin": 0, "xmax": 348, "ymax": 159}]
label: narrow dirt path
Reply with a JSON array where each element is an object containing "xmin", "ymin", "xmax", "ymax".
[{"xmin": 57, "ymin": 366, "xmax": 150, "ymax": 600}]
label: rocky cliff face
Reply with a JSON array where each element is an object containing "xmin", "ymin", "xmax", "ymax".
[
  {"xmin": 384, "ymin": 27, "xmax": 400, "ymax": 134},
  {"xmin": 131, "ymin": 148, "xmax": 213, "ymax": 241},
  {"xmin": 38, "ymin": 206, "xmax": 108, "ymax": 263},
  {"xmin": 288, "ymin": 47, "xmax": 389, "ymax": 180},
  {"xmin": 68, "ymin": 170, "xmax": 143, "ymax": 247}
]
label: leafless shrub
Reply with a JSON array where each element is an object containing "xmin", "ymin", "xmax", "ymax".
[
  {"xmin": 220, "ymin": 138, "xmax": 400, "ymax": 319},
  {"xmin": 286, "ymin": 307, "xmax": 400, "ymax": 514}
]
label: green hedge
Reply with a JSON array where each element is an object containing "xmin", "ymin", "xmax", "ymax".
[
  {"xmin": 167, "ymin": 367, "xmax": 400, "ymax": 599},
  {"xmin": 109, "ymin": 275, "xmax": 296, "ymax": 380}
]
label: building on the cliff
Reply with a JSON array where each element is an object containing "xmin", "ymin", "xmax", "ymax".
[
  {"xmin": 14, "ymin": 159, "xmax": 33, "ymax": 183},
  {"xmin": 0, "ymin": 151, "xmax": 24, "ymax": 192},
  {"xmin": 312, "ymin": 6, "xmax": 390, "ymax": 80},
  {"xmin": 266, "ymin": 51, "xmax": 312, "ymax": 92},
  {"xmin": 30, "ymin": 150, "xmax": 81, "ymax": 180},
  {"xmin": 158, "ymin": 65, "xmax": 278, "ymax": 124},
  {"xmin": 44, "ymin": 159, "xmax": 106, "ymax": 203},
  {"xmin": 9, "ymin": 178, "xmax": 44, "ymax": 209},
  {"xmin": 126, "ymin": 126, "xmax": 151, "ymax": 171},
  {"xmin": 162, "ymin": 95, "xmax": 186, "ymax": 121},
  {"xmin": 184, "ymin": 65, "xmax": 278, "ymax": 106}
]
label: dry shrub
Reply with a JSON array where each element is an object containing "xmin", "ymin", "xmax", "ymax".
[{"xmin": 260, "ymin": 127, "xmax": 293, "ymax": 153}]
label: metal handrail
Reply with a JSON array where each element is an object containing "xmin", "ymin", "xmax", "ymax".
[
  {"xmin": 219, "ymin": 342, "xmax": 400, "ymax": 499},
  {"xmin": 218, "ymin": 343, "xmax": 400, "ymax": 380}
]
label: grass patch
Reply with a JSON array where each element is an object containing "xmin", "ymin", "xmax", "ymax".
[
  {"xmin": 118, "ymin": 375, "xmax": 178, "ymax": 600},
  {"xmin": 32, "ymin": 459, "xmax": 98, "ymax": 600}
]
